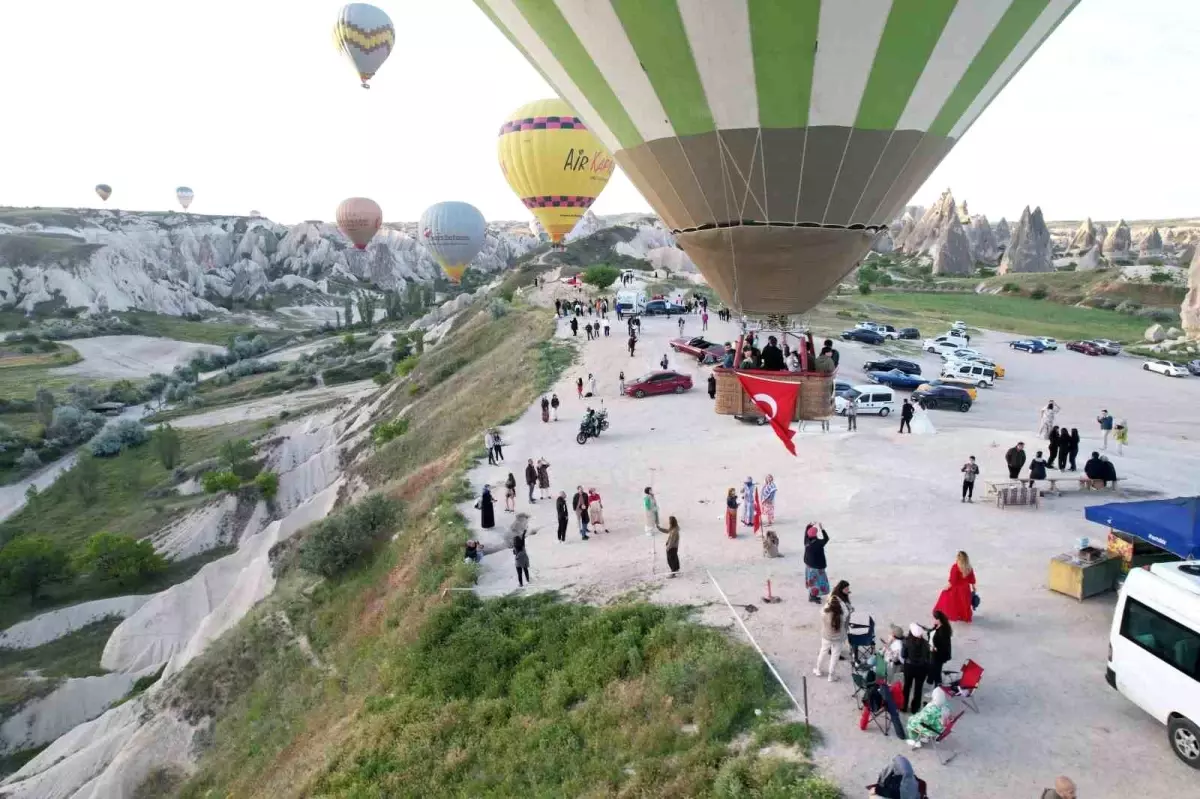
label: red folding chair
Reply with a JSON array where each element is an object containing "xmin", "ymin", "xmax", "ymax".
[
  {"xmin": 943, "ymin": 658, "xmax": 984, "ymax": 713},
  {"xmin": 927, "ymin": 710, "xmax": 965, "ymax": 765}
]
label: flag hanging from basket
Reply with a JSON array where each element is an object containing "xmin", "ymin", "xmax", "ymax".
[{"xmin": 734, "ymin": 372, "xmax": 798, "ymax": 455}]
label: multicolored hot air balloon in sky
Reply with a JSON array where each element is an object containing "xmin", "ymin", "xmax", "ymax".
[
  {"xmin": 497, "ymin": 98, "xmax": 615, "ymax": 244},
  {"xmin": 176, "ymin": 187, "xmax": 194, "ymax": 211},
  {"xmin": 419, "ymin": 201, "xmax": 487, "ymax": 284},
  {"xmin": 334, "ymin": 3, "xmax": 395, "ymax": 89},
  {"xmin": 475, "ymin": 0, "xmax": 1077, "ymax": 316},
  {"xmin": 336, "ymin": 197, "xmax": 382, "ymax": 249},
  {"xmin": 95, "ymin": 184, "xmax": 112, "ymax": 202}
]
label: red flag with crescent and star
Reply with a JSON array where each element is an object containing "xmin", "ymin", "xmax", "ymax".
[{"xmin": 735, "ymin": 372, "xmax": 798, "ymax": 455}]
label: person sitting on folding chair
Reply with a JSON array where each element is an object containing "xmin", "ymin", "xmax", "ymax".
[
  {"xmin": 905, "ymin": 687, "xmax": 951, "ymax": 748},
  {"xmin": 868, "ymin": 754, "xmax": 928, "ymax": 798}
]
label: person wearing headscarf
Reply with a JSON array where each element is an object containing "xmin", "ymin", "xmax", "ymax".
[
  {"xmin": 1114, "ymin": 419, "xmax": 1129, "ymax": 454},
  {"xmin": 870, "ymin": 755, "xmax": 921, "ymax": 799},
  {"xmin": 740, "ymin": 477, "xmax": 756, "ymax": 527},
  {"xmin": 803, "ymin": 524, "xmax": 830, "ymax": 603},
  {"xmin": 477, "ymin": 484, "xmax": 495, "ymax": 530},
  {"xmin": 1037, "ymin": 400, "xmax": 1059, "ymax": 439},
  {"xmin": 536, "ymin": 458, "xmax": 551, "ymax": 500},
  {"xmin": 723, "ymin": 488, "xmax": 738, "ymax": 539},
  {"xmin": 901, "ymin": 622, "xmax": 931, "ymax": 713},
  {"xmin": 587, "ymin": 487, "xmax": 609, "ymax": 534},
  {"xmin": 644, "ymin": 487, "xmax": 659, "ymax": 535},
  {"xmin": 906, "ymin": 686, "xmax": 951, "ymax": 747},
  {"xmin": 761, "ymin": 475, "xmax": 777, "ymax": 525}
]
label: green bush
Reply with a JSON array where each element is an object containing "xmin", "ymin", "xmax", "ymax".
[
  {"xmin": 371, "ymin": 371, "xmax": 392, "ymax": 386},
  {"xmin": 372, "ymin": 418, "xmax": 409, "ymax": 445},
  {"xmin": 254, "ymin": 470, "xmax": 279, "ymax": 500},
  {"xmin": 430, "ymin": 357, "xmax": 468, "ymax": 385},
  {"xmin": 203, "ymin": 470, "xmax": 242, "ymax": 494},
  {"xmin": 581, "ymin": 264, "xmax": 620, "ymax": 290},
  {"xmin": 1148, "ymin": 270, "xmax": 1173, "ymax": 284},
  {"xmin": 1029, "ymin": 286, "xmax": 1048, "ymax": 300},
  {"xmin": 75, "ymin": 532, "xmax": 166, "ymax": 587},
  {"xmin": 298, "ymin": 494, "xmax": 400, "ymax": 578},
  {"xmin": 323, "ymin": 358, "xmax": 387, "ymax": 386},
  {"xmin": 857, "ymin": 281, "xmax": 871, "ymax": 295},
  {"xmin": 394, "ymin": 355, "xmax": 419, "ymax": 377},
  {"xmin": 1001, "ymin": 282, "xmax": 1021, "ymax": 293},
  {"xmin": 0, "ymin": 535, "xmax": 74, "ymax": 600}
]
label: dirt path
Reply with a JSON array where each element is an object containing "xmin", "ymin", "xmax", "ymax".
[{"xmin": 462, "ymin": 307, "xmax": 1200, "ymax": 798}]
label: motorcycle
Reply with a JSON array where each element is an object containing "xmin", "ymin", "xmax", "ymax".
[{"xmin": 576, "ymin": 407, "xmax": 609, "ymax": 444}]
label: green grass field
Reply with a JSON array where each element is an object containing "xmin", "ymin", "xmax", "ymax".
[
  {"xmin": 117, "ymin": 312, "xmax": 266, "ymax": 346},
  {"xmin": 823, "ymin": 291, "xmax": 1155, "ymax": 342}
]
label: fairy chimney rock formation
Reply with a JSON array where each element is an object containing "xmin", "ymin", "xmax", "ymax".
[
  {"xmin": 1104, "ymin": 220, "xmax": 1132, "ymax": 255},
  {"xmin": 1068, "ymin": 218, "xmax": 1099, "ymax": 252},
  {"xmin": 932, "ymin": 214, "xmax": 974, "ymax": 276},
  {"xmin": 1077, "ymin": 245, "xmax": 1102, "ymax": 271},
  {"xmin": 1138, "ymin": 226, "xmax": 1164, "ymax": 254},
  {"xmin": 903, "ymin": 189, "xmax": 957, "ymax": 256},
  {"xmin": 994, "ymin": 217, "xmax": 1011, "ymax": 248},
  {"xmin": 892, "ymin": 213, "xmax": 916, "ymax": 252},
  {"xmin": 1182, "ymin": 244, "xmax": 1200, "ymax": 338},
  {"xmin": 998, "ymin": 206, "xmax": 1053, "ymax": 274},
  {"xmin": 967, "ymin": 215, "xmax": 1000, "ymax": 264}
]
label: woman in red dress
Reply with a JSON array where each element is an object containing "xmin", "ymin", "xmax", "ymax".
[{"xmin": 933, "ymin": 551, "xmax": 977, "ymax": 622}]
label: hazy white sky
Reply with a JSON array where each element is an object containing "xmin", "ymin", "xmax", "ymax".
[{"xmin": 0, "ymin": 0, "xmax": 1194, "ymax": 224}]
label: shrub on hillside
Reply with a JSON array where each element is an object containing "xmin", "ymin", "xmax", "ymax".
[
  {"xmin": 857, "ymin": 281, "xmax": 871, "ymax": 295},
  {"xmin": 489, "ymin": 298, "xmax": 509, "ymax": 319},
  {"xmin": 1001, "ymin": 282, "xmax": 1021, "ymax": 293},
  {"xmin": 254, "ymin": 470, "xmax": 279, "ymax": 501},
  {"xmin": 1029, "ymin": 286, "xmax": 1048, "ymax": 300},
  {"xmin": 0, "ymin": 535, "xmax": 74, "ymax": 600},
  {"xmin": 372, "ymin": 418, "xmax": 409, "ymax": 445},
  {"xmin": 372, "ymin": 371, "xmax": 392, "ymax": 386},
  {"xmin": 322, "ymin": 358, "xmax": 387, "ymax": 385},
  {"xmin": 16, "ymin": 447, "xmax": 42, "ymax": 474},
  {"xmin": 89, "ymin": 419, "xmax": 150, "ymax": 457},
  {"xmin": 75, "ymin": 532, "xmax": 166, "ymax": 587},
  {"xmin": 47, "ymin": 405, "xmax": 106, "ymax": 443},
  {"xmin": 203, "ymin": 470, "xmax": 242, "ymax": 493},
  {"xmin": 298, "ymin": 494, "xmax": 400, "ymax": 578}
]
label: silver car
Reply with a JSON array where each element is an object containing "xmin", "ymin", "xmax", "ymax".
[{"xmin": 1091, "ymin": 339, "xmax": 1122, "ymax": 355}]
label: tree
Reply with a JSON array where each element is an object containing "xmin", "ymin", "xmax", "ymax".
[
  {"xmin": 153, "ymin": 424, "xmax": 182, "ymax": 471},
  {"xmin": 254, "ymin": 470, "xmax": 279, "ymax": 500},
  {"xmin": 17, "ymin": 448, "xmax": 41, "ymax": 474},
  {"xmin": 0, "ymin": 536, "xmax": 74, "ymax": 601},
  {"xmin": 357, "ymin": 293, "xmax": 377, "ymax": 330},
  {"xmin": 69, "ymin": 454, "xmax": 100, "ymax": 502},
  {"xmin": 582, "ymin": 264, "xmax": 620, "ymax": 290},
  {"xmin": 75, "ymin": 533, "xmax": 166, "ymax": 587},
  {"xmin": 34, "ymin": 387, "xmax": 56, "ymax": 427},
  {"xmin": 203, "ymin": 470, "xmax": 242, "ymax": 493},
  {"xmin": 343, "ymin": 296, "xmax": 354, "ymax": 329},
  {"xmin": 220, "ymin": 438, "xmax": 254, "ymax": 471}
]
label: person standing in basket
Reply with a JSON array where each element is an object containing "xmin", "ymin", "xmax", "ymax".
[
  {"xmin": 960, "ymin": 455, "xmax": 979, "ymax": 502},
  {"xmin": 803, "ymin": 523, "xmax": 831, "ymax": 603}
]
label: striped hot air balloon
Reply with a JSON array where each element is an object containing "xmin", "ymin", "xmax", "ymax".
[
  {"xmin": 334, "ymin": 4, "xmax": 395, "ymax": 88},
  {"xmin": 497, "ymin": 98, "xmax": 615, "ymax": 243},
  {"xmin": 176, "ymin": 187, "xmax": 194, "ymax": 210},
  {"xmin": 474, "ymin": 0, "xmax": 1077, "ymax": 316},
  {"xmin": 95, "ymin": 184, "xmax": 112, "ymax": 202},
  {"xmin": 419, "ymin": 202, "xmax": 487, "ymax": 284},
  {"xmin": 336, "ymin": 197, "xmax": 382, "ymax": 249}
]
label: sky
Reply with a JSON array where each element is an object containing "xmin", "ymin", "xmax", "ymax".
[{"xmin": 0, "ymin": 0, "xmax": 1195, "ymax": 225}]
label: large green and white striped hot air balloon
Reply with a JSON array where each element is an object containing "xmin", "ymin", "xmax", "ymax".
[{"xmin": 473, "ymin": 0, "xmax": 1077, "ymax": 316}]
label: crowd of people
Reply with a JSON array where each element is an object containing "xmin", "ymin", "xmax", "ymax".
[{"xmin": 1001, "ymin": 403, "xmax": 1123, "ymax": 488}]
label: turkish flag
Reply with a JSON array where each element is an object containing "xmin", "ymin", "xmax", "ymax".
[
  {"xmin": 735, "ymin": 372, "xmax": 798, "ymax": 455},
  {"xmin": 753, "ymin": 487, "xmax": 763, "ymax": 534}
]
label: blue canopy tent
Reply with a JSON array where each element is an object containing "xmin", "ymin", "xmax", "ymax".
[{"xmin": 1084, "ymin": 496, "xmax": 1200, "ymax": 559}]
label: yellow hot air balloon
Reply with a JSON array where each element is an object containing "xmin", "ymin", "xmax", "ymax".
[{"xmin": 498, "ymin": 99, "xmax": 614, "ymax": 243}]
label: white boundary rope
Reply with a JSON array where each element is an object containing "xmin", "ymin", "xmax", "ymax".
[{"xmin": 707, "ymin": 569, "xmax": 804, "ymax": 714}]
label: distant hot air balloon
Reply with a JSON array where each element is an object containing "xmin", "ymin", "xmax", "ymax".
[
  {"xmin": 250, "ymin": 210, "xmax": 261, "ymax": 218},
  {"xmin": 419, "ymin": 201, "xmax": 487, "ymax": 284},
  {"xmin": 336, "ymin": 197, "xmax": 382, "ymax": 249},
  {"xmin": 497, "ymin": 98, "xmax": 615, "ymax": 244},
  {"xmin": 176, "ymin": 187, "xmax": 194, "ymax": 211},
  {"xmin": 476, "ymin": 1, "xmax": 1078, "ymax": 316},
  {"xmin": 95, "ymin": 184, "xmax": 112, "ymax": 202},
  {"xmin": 334, "ymin": 4, "xmax": 395, "ymax": 89}
]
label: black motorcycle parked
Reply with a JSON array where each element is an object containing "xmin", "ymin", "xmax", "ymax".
[{"xmin": 576, "ymin": 407, "xmax": 609, "ymax": 444}]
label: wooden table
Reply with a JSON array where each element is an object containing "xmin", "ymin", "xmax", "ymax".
[{"xmin": 1047, "ymin": 552, "xmax": 1121, "ymax": 600}]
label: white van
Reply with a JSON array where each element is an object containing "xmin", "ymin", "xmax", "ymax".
[
  {"xmin": 940, "ymin": 361, "xmax": 995, "ymax": 387},
  {"xmin": 1107, "ymin": 561, "xmax": 1200, "ymax": 768},
  {"xmin": 615, "ymin": 289, "xmax": 646, "ymax": 314},
  {"xmin": 833, "ymin": 385, "xmax": 897, "ymax": 416}
]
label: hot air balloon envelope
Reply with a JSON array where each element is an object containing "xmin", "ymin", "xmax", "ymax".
[
  {"xmin": 475, "ymin": 0, "xmax": 1077, "ymax": 315},
  {"xmin": 336, "ymin": 197, "xmax": 382, "ymax": 250},
  {"xmin": 497, "ymin": 98, "xmax": 614, "ymax": 243},
  {"xmin": 334, "ymin": 3, "xmax": 395, "ymax": 88},
  {"xmin": 419, "ymin": 201, "xmax": 487, "ymax": 284},
  {"xmin": 176, "ymin": 187, "xmax": 194, "ymax": 210},
  {"xmin": 95, "ymin": 184, "xmax": 112, "ymax": 202}
]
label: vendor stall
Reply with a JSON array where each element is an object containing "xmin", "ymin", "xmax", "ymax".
[{"xmin": 1085, "ymin": 496, "xmax": 1200, "ymax": 561}]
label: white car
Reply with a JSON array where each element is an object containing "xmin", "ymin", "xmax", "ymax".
[
  {"xmin": 951, "ymin": 320, "xmax": 968, "ymax": 332},
  {"xmin": 943, "ymin": 347, "xmax": 984, "ymax": 362},
  {"xmin": 1034, "ymin": 337, "xmax": 1059, "ymax": 350},
  {"xmin": 923, "ymin": 336, "xmax": 965, "ymax": 354},
  {"xmin": 1144, "ymin": 359, "xmax": 1188, "ymax": 377},
  {"xmin": 857, "ymin": 321, "xmax": 899, "ymax": 339},
  {"xmin": 834, "ymin": 385, "xmax": 898, "ymax": 416}
]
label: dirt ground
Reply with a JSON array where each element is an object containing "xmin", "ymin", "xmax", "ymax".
[
  {"xmin": 52, "ymin": 335, "xmax": 223, "ymax": 379},
  {"xmin": 167, "ymin": 380, "xmax": 377, "ymax": 429},
  {"xmin": 462, "ymin": 280, "xmax": 1200, "ymax": 798}
]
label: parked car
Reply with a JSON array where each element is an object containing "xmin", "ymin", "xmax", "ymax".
[
  {"xmin": 924, "ymin": 339, "xmax": 962, "ymax": 356},
  {"xmin": 912, "ymin": 384, "xmax": 974, "ymax": 412},
  {"xmin": 841, "ymin": 328, "xmax": 885, "ymax": 345},
  {"xmin": 1010, "ymin": 339, "xmax": 1046, "ymax": 353},
  {"xmin": 1143, "ymin": 359, "xmax": 1189, "ymax": 378},
  {"xmin": 946, "ymin": 356, "xmax": 1004, "ymax": 378},
  {"xmin": 1033, "ymin": 337, "xmax": 1059, "ymax": 350},
  {"xmin": 1066, "ymin": 340, "xmax": 1102, "ymax": 356},
  {"xmin": 669, "ymin": 336, "xmax": 725, "ymax": 362},
  {"xmin": 862, "ymin": 358, "xmax": 921, "ymax": 376},
  {"xmin": 624, "ymin": 371, "xmax": 693, "ymax": 397},
  {"xmin": 1188, "ymin": 360, "xmax": 1200, "ymax": 376},
  {"xmin": 643, "ymin": 300, "xmax": 686, "ymax": 316},
  {"xmin": 834, "ymin": 380, "xmax": 855, "ymax": 397},
  {"xmin": 856, "ymin": 321, "xmax": 885, "ymax": 332},
  {"xmin": 834, "ymin": 385, "xmax": 897, "ymax": 416},
  {"xmin": 940, "ymin": 361, "xmax": 996, "ymax": 388},
  {"xmin": 1091, "ymin": 339, "xmax": 1122, "ymax": 355},
  {"xmin": 923, "ymin": 333, "xmax": 967, "ymax": 352},
  {"xmin": 896, "ymin": 327, "xmax": 921, "ymax": 340},
  {"xmin": 943, "ymin": 347, "xmax": 984, "ymax": 362},
  {"xmin": 915, "ymin": 381, "xmax": 977, "ymax": 401},
  {"xmin": 951, "ymin": 320, "xmax": 968, "ymax": 332},
  {"xmin": 867, "ymin": 369, "xmax": 926, "ymax": 389}
]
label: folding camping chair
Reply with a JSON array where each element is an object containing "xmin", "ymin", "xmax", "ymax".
[
  {"xmin": 916, "ymin": 710, "xmax": 966, "ymax": 765},
  {"xmin": 847, "ymin": 616, "xmax": 876, "ymax": 668},
  {"xmin": 942, "ymin": 658, "xmax": 984, "ymax": 713}
]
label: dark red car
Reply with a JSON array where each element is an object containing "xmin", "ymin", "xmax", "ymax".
[
  {"xmin": 669, "ymin": 336, "xmax": 726, "ymax": 363},
  {"xmin": 1066, "ymin": 340, "xmax": 1102, "ymax": 355},
  {"xmin": 624, "ymin": 371, "xmax": 693, "ymax": 398}
]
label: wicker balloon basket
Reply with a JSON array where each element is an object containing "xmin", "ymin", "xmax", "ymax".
[{"xmin": 713, "ymin": 368, "xmax": 835, "ymax": 421}]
